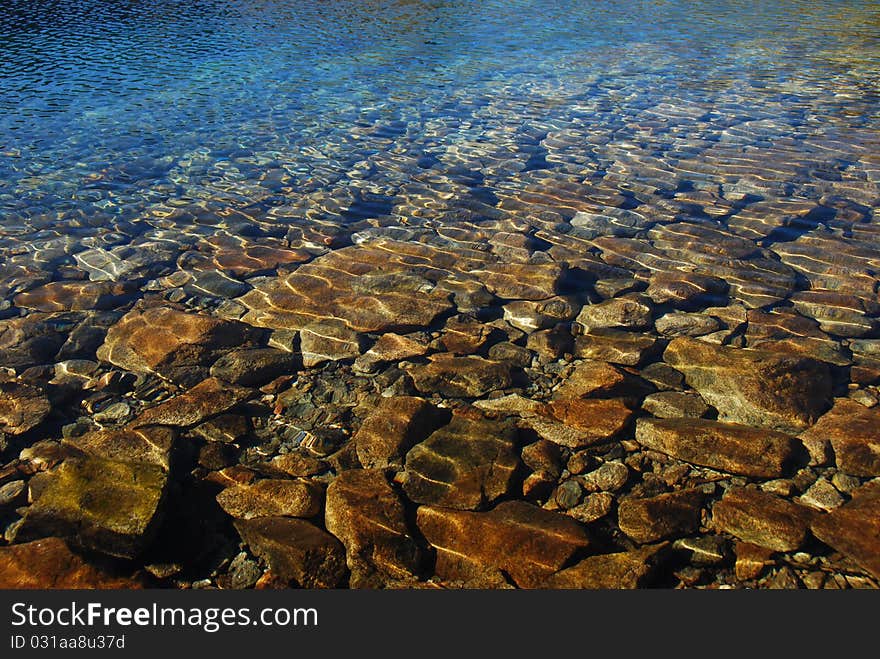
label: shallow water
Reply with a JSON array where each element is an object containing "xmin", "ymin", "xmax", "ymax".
[
  {"xmin": 2, "ymin": 1, "xmax": 879, "ymax": 245},
  {"xmin": 3, "ymin": 0, "xmax": 880, "ymax": 590}
]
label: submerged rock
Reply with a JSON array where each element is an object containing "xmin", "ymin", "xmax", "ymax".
[
  {"xmin": 216, "ymin": 479, "xmax": 324, "ymax": 519},
  {"xmin": 798, "ymin": 398, "xmax": 880, "ymax": 477},
  {"xmin": 300, "ymin": 319, "xmax": 362, "ymax": 367},
  {"xmin": 618, "ymin": 488, "xmax": 705, "ymax": 543},
  {"xmin": 810, "ymin": 482, "xmax": 880, "ymax": 580},
  {"xmin": 97, "ymin": 306, "xmax": 258, "ymax": 385},
  {"xmin": 635, "ymin": 417, "xmax": 802, "ymax": 478},
  {"xmin": 417, "ymin": 501, "xmax": 590, "ymax": 588},
  {"xmin": 402, "ymin": 416, "xmax": 520, "ymax": 510},
  {"xmin": 131, "ymin": 377, "xmax": 253, "ymax": 428},
  {"xmin": 354, "ymin": 396, "xmax": 448, "ymax": 469},
  {"xmin": 234, "ymin": 517, "xmax": 347, "ymax": 588},
  {"xmin": 0, "ymin": 380, "xmax": 51, "ymax": 436},
  {"xmin": 324, "ymin": 469, "xmax": 422, "ymax": 587},
  {"xmin": 408, "ymin": 354, "xmax": 514, "ymax": 398},
  {"xmin": 663, "ymin": 337, "xmax": 832, "ymax": 432},
  {"xmin": 13, "ymin": 457, "xmax": 167, "ymax": 559},
  {"xmin": 542, "ymin": 544, "xmax": 669, "ymax": 588},
  {"xmin": 0, "ymin": 538, "xmax": 140, "ymax": 589},
  {"xmin": 711, "ymin": 488, "xmax": 814, "ymax": 552}
]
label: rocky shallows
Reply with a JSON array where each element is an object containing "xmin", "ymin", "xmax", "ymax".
[{"xmin": 1, "ymin": 210, "xmax": 878, "ymax": 591}]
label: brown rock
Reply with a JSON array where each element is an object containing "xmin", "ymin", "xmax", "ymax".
[
  {"xmin": 799, "ymin": 399, "xmax": 880, "ymax": 477},
  {"xmin": 553, "ymin": 360, "xmax": 627, "ymax": 399},
  {"xmin": 618, "ymin": 488, "xmax": 705, "ymax": 543},
  {"xmin": 646, "ymin": 271, "xmax": 728, "ymax": 308},
  {"xmin": 810, "ymin": 481, "xmax": 880, "ymax": 580},
  {"xmin": 324, "ymin": 469, "xmax": 422, "ymax": 586},
  {"xmin": 503, "ymin": 296, "xmax": 579, "ymax": 332},
  {"xmin": 712, "ymin": 488, "xmax": 813, "ymax": 552},
  {"xmin": 216, "ymin": 479, "xmax": 324, "ymax": 519},
  {"xmin": 354, "ymin": 397, "xmax": 448, "ymax": 469},
  {"xmin": 132, "ymin": 377, "xmax": 253, "ymax": 428},
  {"xmin": 97, "ymin": 306, "xmax": 257, "ymax": 385},
  {"xmin": 238, "ymin": 243, "xmax": 457, "ymax": 333},
  {"xmin": 63, "ymin": 425, "xmax": 177, "ymax": 469},
  {"xmin": 574, "ymin": 329, "xmax": 659, "ymax": 366},
  {"xmin": 642, "ymin": 391, "xmax": 710, "ymax": 419},
  {"xmin": 575, "ymin": 294, "xmax": 654, "ymax": 332},
  {"xmin": 234, "ymin": 516, "xmax": 346, "ymax": 588},
  {"xmin": 0, "ymin": 381, "xmax": 51, "ymax": 436},
  {"xmin": 263, "ymin": 453, "xmax": 328, "ymax": 478},
  {"xmin": 209, "ymin": 347, "xmax": 298, "ymax": 386},
  {"xmin": 417, "ymin": 501, "xmax": 590, "ymax": 588},
  {"xmin": 635, "ymin": 417, "xmax": 801, "ymax": 478},
  {"xmin": 566, "ymin": 492, "xmax": 615, "ymax": 524},
  {"xmin": 440, "ymin": 315, "xmax": 495, "ymax": 354},
  {"xmin": 402, "ymin": 416, "xmax": 520, "ymax": 510},
  {"xmin": 408, "ymin": 354, "xmax": 514, "ymax": 398},
  {"xmin": 542, "ymin": 544, "xmax": 669, "ymax": 588},
  {"xmin": 191, "ymin": 414, "xmax": 250, "ymax": 444},
  {"xmin": 13, "ymin": 457, "xmax": 167, "ymax": 559},
  {"xmin": 734, "ymin": 541, "xmax": 777, "ymax": 581},
  {"xmin": 663, "ymin": 337, "xmax": 832, "ymax": 433},
  {"xmin": 790, "ymin": 289, "xmax": 879, "ymax": 338},
  {"xmin": 526, "ymin": 327, "xmax": 573, "ymax": 360},
  {"xmin": 0, "ymin": 538, "xmax": 140, "ymax": 589},
  {"xmin": 525, "ymin": 398, "xmax": 633, "ymax": 449},
  {"xmin": 353, "ymin": 333, "xmax": 430, "ymax": 373},
  {"xmin": 474, "ymin": 263, "xmax": 562, "ymax": 300},
  {"xmin": 300, "ymin": 319, "xmax": 362, "ymax": 367},
  {"xmin": 13, "ymin": 281, "xmax": 136, "ymax": 312}
]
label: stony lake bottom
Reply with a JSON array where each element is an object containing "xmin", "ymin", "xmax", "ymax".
[{"xmin": 1, "ymin": 0, "xmax": 879, "ymax": 589}]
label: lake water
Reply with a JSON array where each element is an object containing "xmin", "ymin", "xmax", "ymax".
[
  {"xmin": 2, "ymin": 0, "xmax": 880, "ymax": 590},
  {"xmin": 2, "ymin": 1, "xmax": 878, "ymax": 252}
]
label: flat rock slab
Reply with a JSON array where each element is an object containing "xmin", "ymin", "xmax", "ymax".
[
  {"xmin": 417, "ymin": 501, "xmax": 590, "ymax": 588},
  {"xmin": 217, "ymin": 479, "xmax": 325, "ymax": 519},
  {"xmin": 234, "ymin": 516, "xmax": 347, "ymax": 588},
  {"xmin": 618, "ymin": 488, "xmax": 705, "ymax": 544},
  {"xmin": 97, "ymin": 306, "xmax": 258, "ymax": 386},
  {"xmin": 408, "ymin": 354, "xmax": 514, "ymax": 398},
  {"xmin": 63, "ymin": 425, "xmax": 177, "ymax": 469},
  {"xmin": 355, "ymin": 396, "xmax": 449, "ymax": 469},
  {"xmin": 353, "ymin": 333, "xmax": 430, "ymax": 373},
  {"xmin": 635, "ymin": 417, "xmax": 802, "ymax": 478},
  {"xmin": 132, "ymin": 377, "xmax": 253, "ymax": 428},
  {"xmin": 472, "ymin": 263, "xmax": 562, "ymax": 300},
  {"xmin": 712, "ymin": 487, "xmax": 814, "ymax": 552},
  {"xmin": 799, "ymin": 399, "xmax": 880, "ymax": 477},
  {"xmin": 14, "ymin": 457, "xmax": 167, "ymax": 559},
  {"xmin": 542, "ymin": 544, "xmax": 669, "ymax": 588},
  {"xmin": 642, "ymin": 391, "xmax": 710, "ymax": 419},
  {"xmin": 300, "ymin": 319, "xmax": 362, "ymax": 367},
  {"xmin": 810, "ymin": 482, "xmax": 880, "ymax": 580},
  {"xmin": 524, "ymin": 398, "xmax": 633, "ymax": 449},
  {"xmin": 574, "ymin": 329, "xmax": 659, "ymax": 366},
  {"xmin": 663, "ymin": 337, "xmax": 831, "ymax": 433},
  {"xmin": 324, "ymin": 469, "xmax": 422, "ymax": 587},
  {"xmin": 237, "ymin": 243, "xmax": 458, "ymax": 333},
  {"xmin": 402, "ymin": 416, "xmax": 520, "ymax": 510},
  {"xmin": 0, "ymin": 538, "xmax": 140, "ymax": 589},
  {"xmin": 13, "ymin": 281, "xmax": 136, "ymax": 312}
]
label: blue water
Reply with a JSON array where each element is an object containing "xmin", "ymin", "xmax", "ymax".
[{"xmin": 1, "ymin": 0, "xmax": 879, "ymax": 286}]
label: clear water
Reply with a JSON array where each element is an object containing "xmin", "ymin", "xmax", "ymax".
[{"xmin": 1, "ymin": 0, "xmax": 879, "ymax": 295}]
